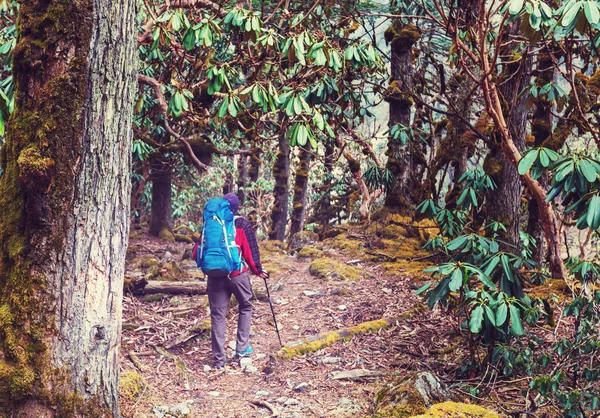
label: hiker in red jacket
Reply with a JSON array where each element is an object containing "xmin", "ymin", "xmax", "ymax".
[{"xmin": 207, "ymin": 193, "xmax": 268, "ymax": 369}]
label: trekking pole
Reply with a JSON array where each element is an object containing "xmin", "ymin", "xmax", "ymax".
[{"xmin": 262, "ymin": 273, "xmax": 283, "ymax": 347}]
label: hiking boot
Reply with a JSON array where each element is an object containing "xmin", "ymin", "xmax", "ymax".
[
  {"xmin": 234, "ymin": 345, "xmax": 253, "ymax": 359},
  {"xmin": 214, "ymin": 358, "xmax": 228, "ymax": 370}
]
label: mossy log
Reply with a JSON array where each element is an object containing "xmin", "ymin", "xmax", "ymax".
[
  {"xmin": 410, "ymin": 401, "xmax": 501, "ymax": 417},
  {"xmin": 132, "ymin": 281, "xmax": 207, "ymax": 296},
  {"xmin": 277, "ymin": 305, "xmax": 425, "ymax": 359}
]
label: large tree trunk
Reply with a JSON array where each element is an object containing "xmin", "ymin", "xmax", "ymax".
[
  {"xmin": 149, "ymin": 156, "xmax": 173, "ymax": 236},
  {"xmin": 0, "ymin": 0, "xmax": 136, "ymax": 415},
  {"xmin": 268, "ymin": 132, "xmax": 291, "ymax": 241},
  {"xmin": 290, "ymin": 148, "xmax": 311, "ymax": 235},
  {"xmin": 384, "ymin": 23, "xmax": 419, "ymax": 212}
]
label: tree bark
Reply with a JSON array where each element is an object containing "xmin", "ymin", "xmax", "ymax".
[
  {"xmin": 149, "ymin": 156, "xmax": 173, "ymax": 236},
  {"xmin": 237, "ymin": 154, "xmax": 249, "ymax": 205},
  {"xmin": 384, "ymin": 23, "xmax": 419, "ymax": 212},
  {"xmin": 485, "ymin": 24, "xmax": 529, "ymax": 248},
  {"xmin": 249, "ymin": 149, "xmax": 262, "ymax": 183},
  {"xmin": 268, "ymin": 131, "xmax": 290, "ymax": 241},
  {"xmin": 0, "ymin": 0, "xmax": 136, "ymax": 415},
  {"xmin": 474, "ymin": 18, "xmax": 566, "ymax": 278},
  {"xmin": 290, "ymin": 148, "xmax": 311, "ymax": 235}
]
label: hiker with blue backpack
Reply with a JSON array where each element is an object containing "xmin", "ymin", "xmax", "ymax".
[{"xmin": 194, "ymin": 193, "xmax": 269, "ymax": 370}]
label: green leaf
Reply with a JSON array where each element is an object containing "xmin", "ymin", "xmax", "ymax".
[
  {"xmin": 584, "ymin": 0, "xmax": 599, "ymax": 24},
  {"xmin": 562, "ymin": 2, "xmax": 582, "ymax": 27},
  {"xmin": 484, "ymin": 305, "xmax": 496, "ymax": 326},
  {"xmin": 579, "ymin": 158, "xmax": 598, "ymax": 182},
  {"xmin": 415, "ymin": 282, "xmax": 432, "ymax": 295},
  {"xmin": 501, "ymin": 254, "xmax": 515, "ymax": 282},
  {"xmin": 218, "ymin": 97, "xmax": 229, "ymax": 118},
  {"xmin": 509, "ymin": 0, "xmax": 525, "ymax": 15},
  {"xmin": 477, "ymin": 272, "xmax": 497, "ymax": 290},
  {"xmin": 518, "ymin": 149, "xmax": 539, "ymax": 175},
  {"xmin": 496, "ymin": 303, "xmax": 508, "ymax": 326},
  {"xmin": 469, "ymin": 305, "xmax": 485, "ymax": 333},
  {"xmin": 297, "ymin": 124, "xmax": 307, "ymax": 146},
  {"xmin": 449, "ymin": 268, "xmax": 463, "ymax": 291},
  {"xmin": 586, "ymin": 194, "xmax": 600, "ymax": 230},
  {"xmin": 509, "ymin": 304, "xmax": 524, "ymax": 335}
]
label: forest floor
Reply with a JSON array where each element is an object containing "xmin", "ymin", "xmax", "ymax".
[{"xmin": 118, "ymin": 219, "xmax": 502, "ymax": 418}]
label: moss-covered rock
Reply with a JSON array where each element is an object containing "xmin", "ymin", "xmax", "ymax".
[
  {"xmin": 374, "ymin": 372, "xmax": 451, "ymax": 417},
  {"xmin": 297, "ymin": 246, "xmax": 323, "ymax": 259},
  {"xmin": 161, "ymin": 261, "xmax": 187, "ymax": 281},
  {"xmin": 309, "ymin": 258, "xmax": 360, "ymax": 281},
  {"xmin": 174, "ymin": 233, "xmax": 193, "ymax": 243},
  {"xmin": 288, "ymin": 230, "xmax": 319, "ymax": 251},
  {"xmin": 158, "ymin": 227, "xmax": 175, "ymax": 243},
  {"xmin": 410, "ymin": 401, "xmax": 500, "ymax": 417},
  {"xmin": 259, "ymin": 240, "xmax": 286, "ymax": 255}
]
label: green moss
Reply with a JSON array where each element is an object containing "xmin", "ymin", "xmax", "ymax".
[
  {"xmin": 259, "ymin": 240, "xmax": 286, "ymax": 255},
  {"xmin": 297, "ymin": 246, "xmax": 323, "ymax": 259},
  {"xmin": 161, "ymin": 261, "xmax": 186, "ymax": 281},
  {"xmin": 158, "ymin": 227, "xmax": 175, "ymax": 243},
  {"xmin": 139, "ymin": 255, "xmax": 160, "ymax": 269},
  {"xmin": 119, "ymin": 371, "xmax": 144, "ymax": 402},
  {"xmin": 309, "ymin": 258, "xmax": 360, "ymax": 281},
  {"xmin": 174, "ymin": 233, "xmax": 193, "ymax": 243},
  {"xmin": 374, "ymin": 374, "xmax": 428, "ymax": 417},
  {"xmin": 482, "ymin": 154, "xmax": 502, "ymax": 179},
  {"xmin": 410, "ymin": 401, "xmax": 500, "ymax": 417},
  {"xmin": 142, "ymin": 294, "xmax": 167, "ymax": 303}
]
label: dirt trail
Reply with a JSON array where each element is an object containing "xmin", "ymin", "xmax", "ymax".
[{"xmin": 119, "ymin": 232, "xmax": 450, "ymax": 418}]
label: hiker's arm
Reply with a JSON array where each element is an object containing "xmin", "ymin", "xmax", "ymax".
[{"xmin": 240, "ymin": 218, "xmax": 263, "ymax": 275}]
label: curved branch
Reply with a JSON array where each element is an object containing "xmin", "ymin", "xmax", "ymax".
[{"xmin": 138, "ymin": 74, "xmax": 210, "ymax": 171}]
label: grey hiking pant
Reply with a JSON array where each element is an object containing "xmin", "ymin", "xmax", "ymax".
[{"xmin": 207, "ymin": 271, "xmax": 253, "ymax": 366}]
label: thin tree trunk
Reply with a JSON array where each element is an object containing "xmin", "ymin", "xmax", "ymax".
[
  {"xmin": 237, "ymin": 154, "xmax": 249, "ymax": 205},
  {"xmin": 290, "ymin": 148, "xmax": 311, "ymax": 235},
  {"xmin": 384, "ymin": 23, "xmax": 419, "ymax": 212},
  {"xmin": 268, "ymin": 131, "xmax": 290, "ymax": 241},
  {"xmin": 0, "ymin": 0, "xmax": 136, "ymax": 415},
  {"xmin": 249, "ymin": 149, "xmax": 261, "ymax": 183},
  {"xmin": 149, "ymin": 156, "xmax": 173, "ymax": 236}
]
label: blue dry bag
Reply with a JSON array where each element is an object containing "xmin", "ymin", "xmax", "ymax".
[{"xmin": 197, "ymin": 198, "xmax": 242, "ymax": 276}]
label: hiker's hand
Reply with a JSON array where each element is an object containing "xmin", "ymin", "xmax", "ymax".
[{"xmin": 259, "ymin": 271, "xmax": 270, "ymax": 280}]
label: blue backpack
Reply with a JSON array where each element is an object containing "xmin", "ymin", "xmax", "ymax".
[{"xmin": 196, "ymin": 198, "xmax": 242, "ymax": 276}]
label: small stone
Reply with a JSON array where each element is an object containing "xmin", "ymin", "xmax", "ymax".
[
  {"xmin": 227, "ymin": 341, "xmax": 236, "ymax": 351},
  {"xmin": 292, "ymin": 325, "xmax": 300, "ymax": 330},
  {"xmin": 151, "ymin": 405, "xmax": 169, "ymax": 418},
  {"xmin": 339, "ymin": 398, "xmax": 353, "ymax": 406},
  {"xmin": 170, "ymin": 403, "xmax": 192, "ymax": 416},
  {"xmin": 382, "ymin": 287, "xmax": 392, "ymax": 294},
  {"xmin": 244, "ymin": 365, "xmax": 258, "ymax": 373},
  {"xmin": 309, "ymin": 390, "xmax": 319, "ymax": 396},
  {"xmin": 337, "ymin": 305, "xmax": 347, "ymax": 311},
  {"xmin": 275, "ymin": 397, "xmax": 288, "ymax": 404},
  {"xmin": 321, "ymin": 356, "xmax": 344, "ymax": 364},
  {"xmin": 275, "ymin": 298, "xmax": 289, "ymax": 305},
  {"xmin": 240, "ymin": 357, "xmax": 252, "ymax": 367},
  {"xmin": 207, "ymin": 391, "xmax": 220, "ymax": 397},
  {"xmin": 284, "ymin": 398, "xmax": 299, "ymax": 406},
  {"xmin": 256, "ymin": 353, "xmax": 267, "ymax": 360},
  {"xmin": 271, "ymin": 283, "xmax": 283, "ymax": 291},
  {"xmin": 302, "ymin": 290, "xmax": 323, "ymax": 298},
  {"xmin": 294, "ymin": 382, "xmax": 310, "ymax": 392},
  {"xmin": 203, "ymin": 365, "xmax": 211, "ymax": 372},
  {"xmin": 164, "ymin": 251, "xmax": 173, "ymax": 259},
  {"xmin": 255, "ymin": 390, "xmax": 271, "ymax": 397}
]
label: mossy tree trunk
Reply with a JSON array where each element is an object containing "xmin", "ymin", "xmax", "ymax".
[
  {"xmin": 269, "ymin": 131, "xmax": 291, "ymax": 241},
  {"xmin": 384, "ymin": 22, "xmax": 419, "ymax": 212},
  {"xmin": 309, "ymin": 139, "xmax": 335, "ymax": 237},
  {"xmin": 249, "ymin": 149, "xmax": 262, "ymax": 183},
  {"xmin": 237, "ymin": 154, "xmax": 249, "ymax": 205},
  {"xmin": 149, "ymin": 155, "xmax": 173, "ymax": 237},
  {"xmin": 290, "ymin": 147, "xmax": 311, "ymax": 235},
  {"xmin": 485, "ymin": 26, "xmax": 530, "ymax": 248},
  {"xmin": 527, "ymin": 51, "xmax": 554, "ymax": 262},
  {"xmin": 0, "ymin": 0, "xmax": 136, "ymax": 415}
]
